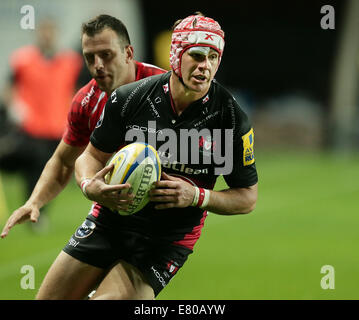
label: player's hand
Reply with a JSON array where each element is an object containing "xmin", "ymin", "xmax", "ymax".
[
  {"xmin": 1, "ymin": 204, "xmax": 40, "ymax": 238},
  {"xmin": 149, "ymin": 172, "xmax": 195, "ymax": 209},
  {"xmin": 83, "ymin": 163, "xmax": 134, "ymax": 211}
]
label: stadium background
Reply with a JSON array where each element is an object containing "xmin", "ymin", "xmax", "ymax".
[{"xmin": 1, "ymin": 0, "xmax": 359, "ymax": 299}]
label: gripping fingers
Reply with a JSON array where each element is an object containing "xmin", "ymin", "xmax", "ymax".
[
  {"xmin": 116, "ymin": 199, "xmax": 133, "ymax": 211},
  {"xmin": 104, "ymin": 183, "xmax": 131, "ymax": 193},
  {"xmin": 108, "ymin": 198, "xmax": 134, "ymax": 212},
  {"xmin": 150, "ymin": 195, "xmax": 176, "ymax": 203},
  {"xmin": 106, "ymin": 195, "xmax": 134, "ymax": 210},
  {"xmin": 150, "ymin": 189, "xmax": 178, "ymax": 209},
  {"xmin": 96, "ymin": 163, "xmax": 114, "ymax": 178}
]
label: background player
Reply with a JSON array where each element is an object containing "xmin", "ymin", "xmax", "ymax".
[
  {"xmin": 0, "ymin": 19, "xmax": 83, "ymax": 229},
  {"xmin": 1, "ymin": 14, "xmax": 165, "ymax": 238},
  {"xmin": 35, "ymin": 13, "xmax": 258, "ymax": 300}
]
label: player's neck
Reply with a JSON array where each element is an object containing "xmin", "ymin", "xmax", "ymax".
[
  {"xmin": 169, "ymin": 73, "xmax": 207, "ymax": 115},
  {"xmin": 123, "ymin": 60, "xmax": 137, "ymax": 86},
  {"xmin": 39, "ymin": 45, "xmax": 56, "ymax": 59},
  {"xmin": 106, "ymin": 60, "xmax": 136, "ymax": 96},
  {"xmin": 129, "ymin": 59, "xmax": 137, "ymax": 83}
]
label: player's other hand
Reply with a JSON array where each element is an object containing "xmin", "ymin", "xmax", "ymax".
[
  {"xmin": 83, "ymin": 163, "xmax": 134, "ymax": 212},
  {"xmin": 1, "ymin": 204, "xmax": 40, "ymax": 238},
  {"xmin": 149, "ymin": 172, "xmax": 195, "ymax": 209}
]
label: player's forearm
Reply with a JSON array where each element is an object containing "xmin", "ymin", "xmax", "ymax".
[
  {"xmin": 204, "ymin": 184, "xmax": 257, "ymax": 215},
  {"xmin": 74, "ymin": 143, "xmax": 115, "ymax": 203},
  {"xmin": 74, "ymin": 145, "xmax": 129, "ymax": 207},
  {"xmin": 74, "ymin": 149, "xmax": 106, "ymax": 186}
]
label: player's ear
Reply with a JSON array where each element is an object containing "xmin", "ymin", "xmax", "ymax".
[{"xmin": 125, "ymin": 45, "xmax": 134, "ymax": 63}]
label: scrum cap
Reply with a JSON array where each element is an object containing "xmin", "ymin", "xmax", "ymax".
[{"xmin": 170, "ymin": 14, "xmax": 225, "ymax": 78}]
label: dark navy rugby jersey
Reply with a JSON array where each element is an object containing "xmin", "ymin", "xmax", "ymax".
[
  {"xmin": 91, "ymin": 71, "xmax": 257, "ymax": 189},
  {"xmin": 89, "ymin": 72, "xmax": 258, "ymax": 249}
]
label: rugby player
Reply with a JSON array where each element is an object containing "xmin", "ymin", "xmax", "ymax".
[
  {"xmin": 36, "ymin": 13, "xmax": 258, "ymax": 300},
  {"xmin": 1, "ymin": 15, "xmax": 165, "ymax": 238}
]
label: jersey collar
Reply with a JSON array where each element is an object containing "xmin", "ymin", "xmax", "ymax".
[{"xmin": 161, "ymin": 72, "xmax": 214, "ymax": 118}]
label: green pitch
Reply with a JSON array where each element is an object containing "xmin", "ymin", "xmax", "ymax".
[{"xmin": 0, "ymin": 150, "xmax": 358, "ymax": 300}]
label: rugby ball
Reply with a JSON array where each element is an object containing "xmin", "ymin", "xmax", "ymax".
[{"xmin": 105, "ymin": 142, "xmax": 161, "ymax": 215}]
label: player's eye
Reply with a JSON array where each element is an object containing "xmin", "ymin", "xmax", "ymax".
[
  {"xmin": 101, "ymin": 51, "xmax": 112, "ymax": 60},
  {"xmin": 209, "ymin": 53, "xmax": 218, "ymax": 61},
  {"xmin": 84, "ymin": 54, "xmax": 94, "ymax": 64},
  {"xmin": 190, "ymin": 53, "xmax": 205, "ymax": 61}
]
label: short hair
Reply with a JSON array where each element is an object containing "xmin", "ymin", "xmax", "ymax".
[{"xmin": 81, "ymin": 14, "xmax": 131, "ymax": 48}]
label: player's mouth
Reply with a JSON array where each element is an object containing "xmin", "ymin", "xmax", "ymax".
[
  {"xmin": 96, "ymin": 74, "xmax": 110, "ymax": 81},
  {"xmin": 192, "ymin": 74, "xmax": 207, "ymax": 83}
]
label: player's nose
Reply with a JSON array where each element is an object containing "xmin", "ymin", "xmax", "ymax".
[
  {"xmin": 94, "ymin": 55, "xmax": 104, "ymax": 70},
  {"xmin": 198, "ymin": 57, "xmax": 210, "ymax": 70}
]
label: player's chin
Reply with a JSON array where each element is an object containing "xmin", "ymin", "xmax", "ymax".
[
  {"xmin": 187, "ymin": 82, "xmax": 209, "ymax": 93},
  {"xmin": 96, "ymin": 78, "xmax": 113, "ymax": 92},
  {"xmin": 189, "ymin": 78, "xmax": 211, "ymax": 90}
]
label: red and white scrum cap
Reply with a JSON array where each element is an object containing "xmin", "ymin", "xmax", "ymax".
[{"xmin": 170, "ymin": 14, "xmax": 225, "ymax": 78}]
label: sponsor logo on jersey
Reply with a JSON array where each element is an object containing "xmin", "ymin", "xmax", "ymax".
[
  {"xmin": 193, "ymin": 111, "xmax": 220, "ymax": 128},
  {"xmin": 199, "ymin": 135, "xmax": 216, "ymax": 152},
  {"xmin": 202, "ymin": 94, "xmax": 209, "ymax": 104},
  {"xmin": 162, "ymin": 161, "xmax": 209, "ymax": 175},
  {"xmin": 150, "ymin": 266, "xmax": 167, "ymax": 288},
  {"xmin": 146, "ymin": 97, "xmax": 160, "ymax": 118},
  {"xmin": 111, "ymin": 90, "xmax": 117, "ymax": 103},
  {"xmin": 166, "ymin": 260, "xmax": 179, "ymax": 276},
  {"xmin": 126, "ymin": 124, "xmax": 163, "ymax": 135},
  {"xmin": 75, "ymin": 220, "xmax": 96, "ymax": 239},
  {"xmin": 242, "ymin": 128, "xmax": 255, "ymax": 166},
  {"xmin": 81, "ymin": 86, "xmax": 96, "ymax": 107},
  {"xmin": 163, "ymin": 83, "xmax": 169, "ymax": 93},
  {"xmin": 68, "ymin": 237, "xmax": 79, "ymax": 247},
  {"xmin": 121, "ymin": 78, "xmax": 152, "ymax": 116}
]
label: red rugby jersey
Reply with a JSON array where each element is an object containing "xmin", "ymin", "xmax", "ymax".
[
  {"xmin": 63, "ymin": 61, "xmax": 166, "ymax": 146},
  {"xmin": 10, "ymin": 45, "xmax": 82, "ymax": 139}
]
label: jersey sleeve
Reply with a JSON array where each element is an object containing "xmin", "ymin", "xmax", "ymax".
[
  {"xmin": 90, "ymin": 89, "xmax": 126, "ymax": 153},
  {"xmin": 222, "ymin": 98, "xmax": 258, "ymax": 188},
  {"xmin": 90, "ymin": 75, "xmax": 159, "ymax": 153},
  {"xmin": 62, "ymin": 85, "xmax": 93, "ymax": 147},
  {"xmin": 135, "ymin": 61, "xmax": 167, "ymax": 80}
]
